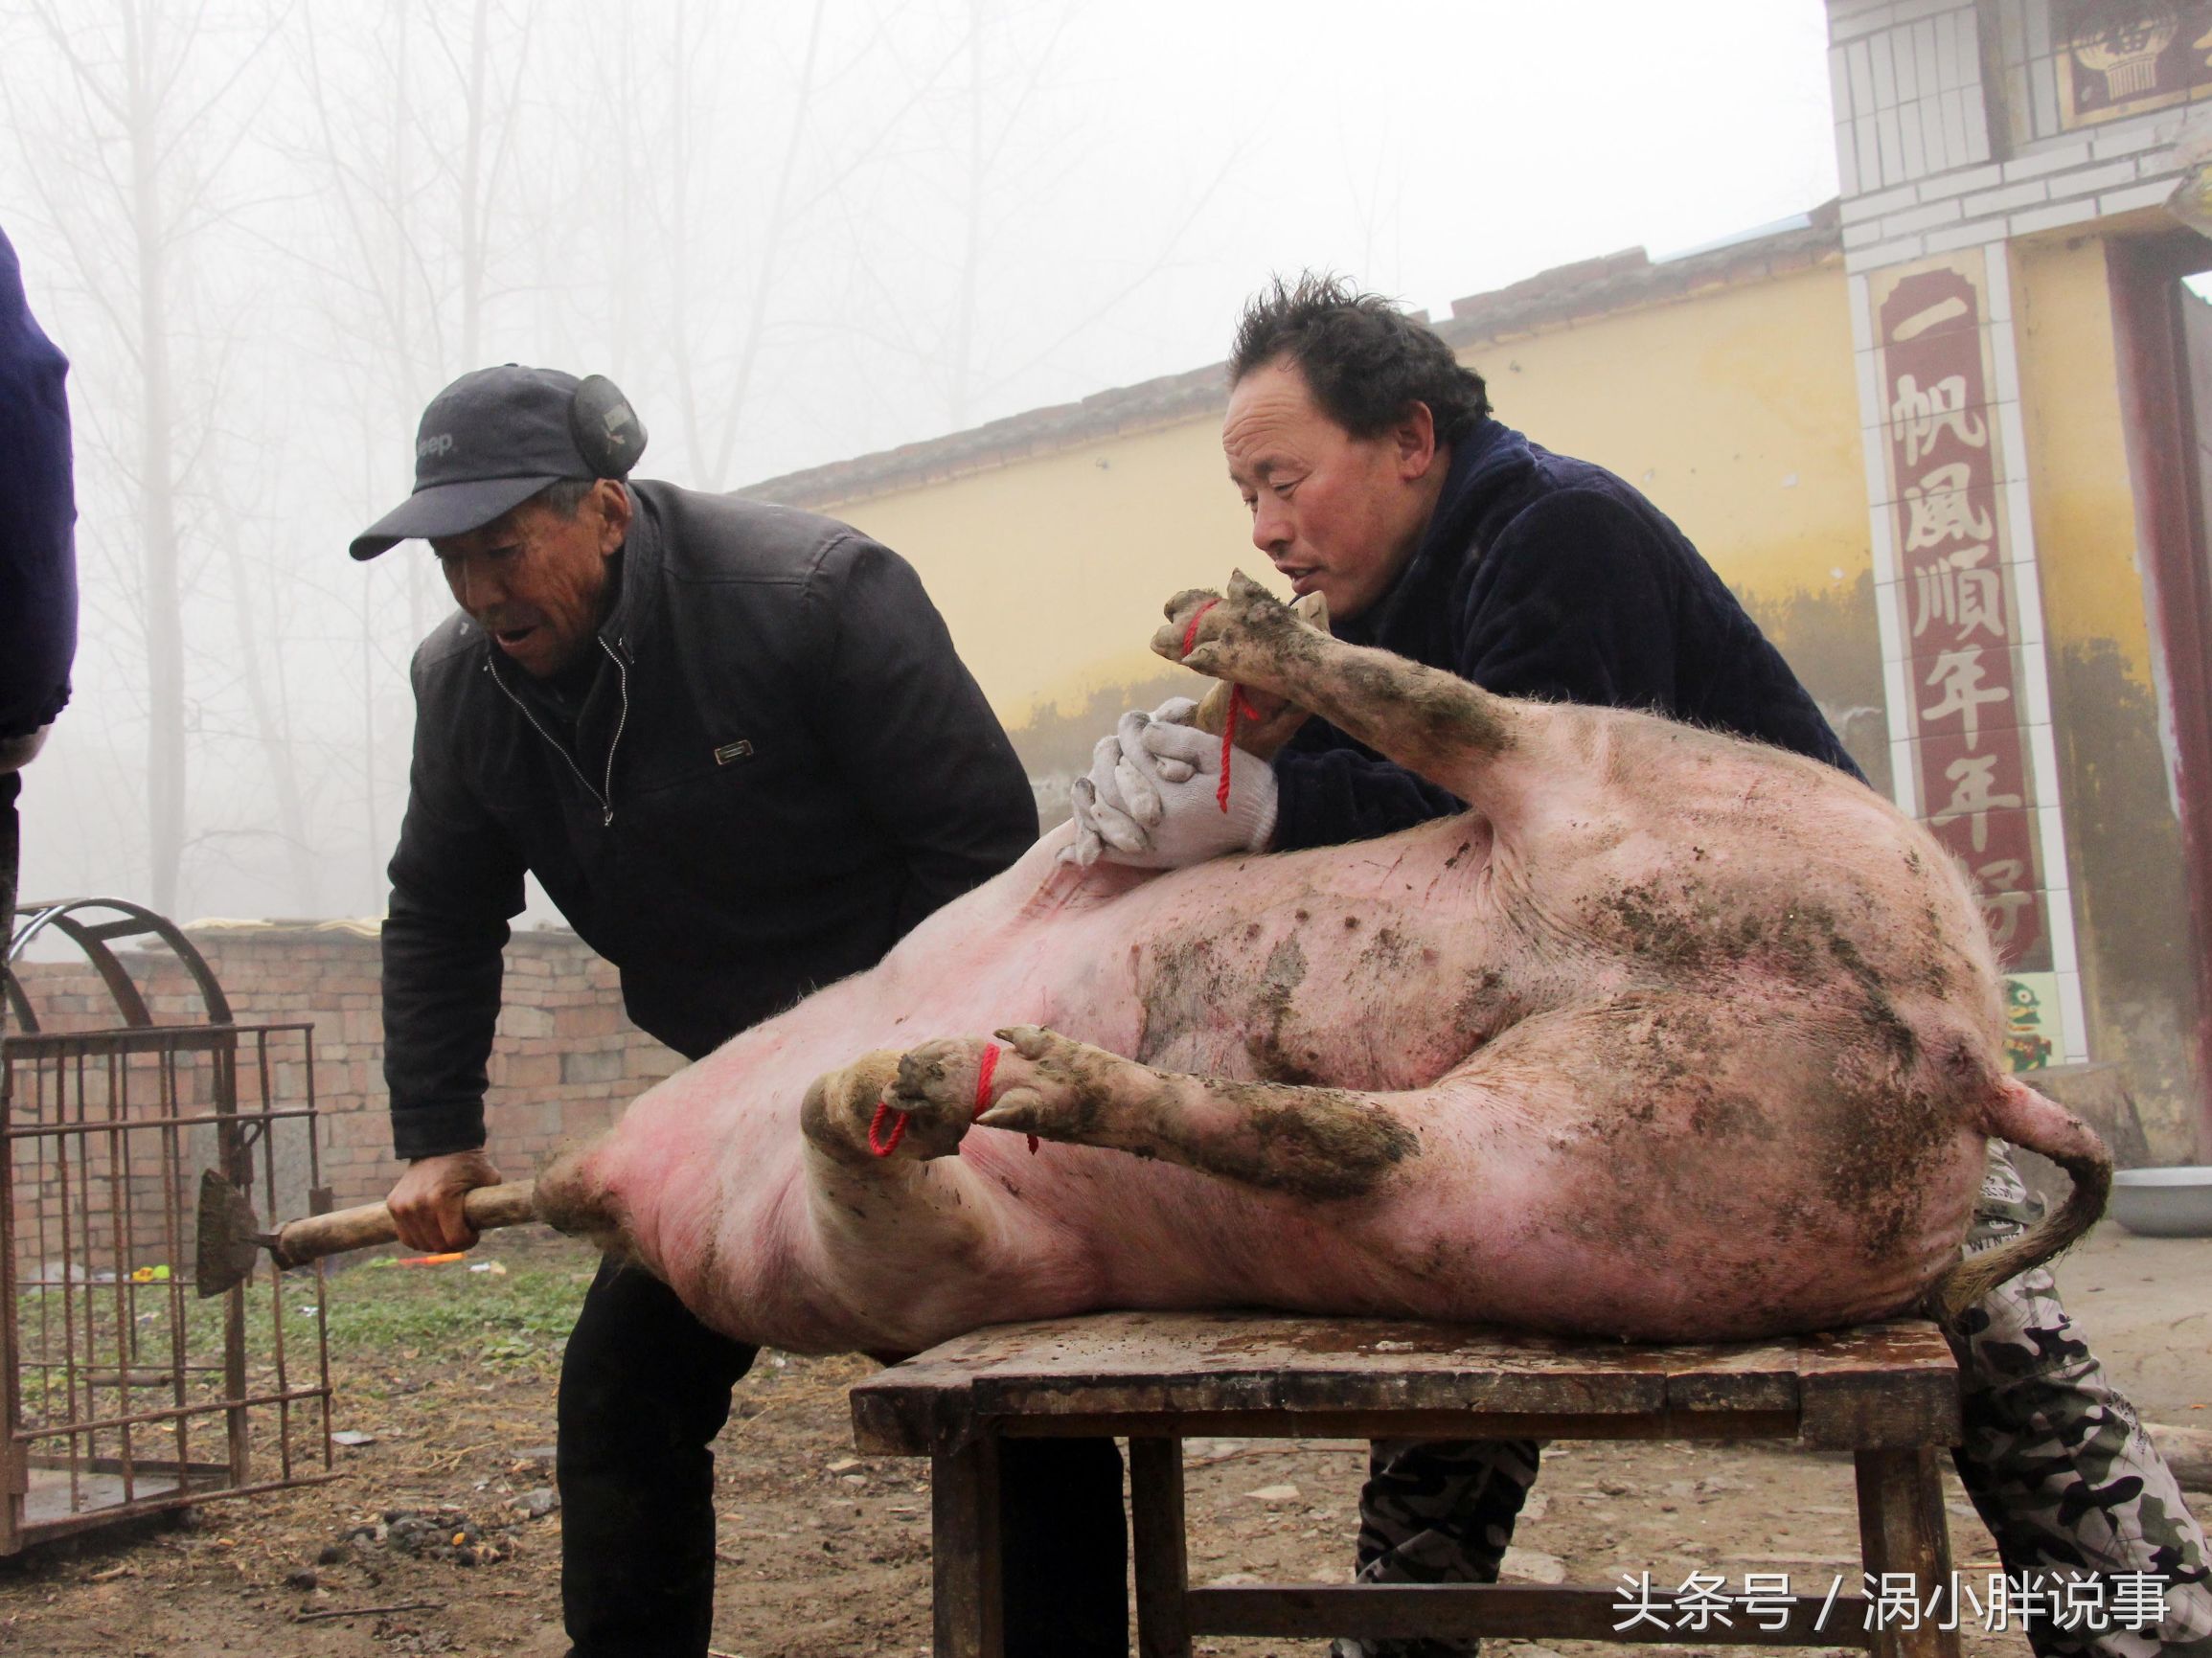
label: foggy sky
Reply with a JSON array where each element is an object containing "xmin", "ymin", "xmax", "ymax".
[{"xmin": 2, "ymin": 0, "xmax": 1838, "ymax": 927}]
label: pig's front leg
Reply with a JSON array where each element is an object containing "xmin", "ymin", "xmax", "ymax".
[
  {"xmin": 1154, "ymin": 571, "xmax": 1574, "ymax": 829},
  {"xmin": 797, "ymin": 1047, "xmax": 1019, "ymax": 1349},
  {"xmin": 884, "ymin": 1025, "xmax": 1423, "ymax": 1201}
]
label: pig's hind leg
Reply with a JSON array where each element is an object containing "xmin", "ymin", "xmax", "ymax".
[{"xmin": 881, "ymin": 1024, "xmax": 1424, "ymax": 1201}]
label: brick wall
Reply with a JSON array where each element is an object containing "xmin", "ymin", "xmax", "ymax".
[{"xmin": 6, "ymin": 925, "xmax": 681, "ymax": 1212}]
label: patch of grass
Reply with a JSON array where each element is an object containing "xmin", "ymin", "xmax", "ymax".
[
  {"xmin": 308, "ymin": 1251, "xmax": 594, "ymax": 1374},
  {"xmin": 10, "ymin": 1237, "xmax": 601, "ymax": 1416}
]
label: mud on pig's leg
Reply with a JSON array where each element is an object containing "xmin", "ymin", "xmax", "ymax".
[
  {"xmin": 941, "ymin": 1023, "xmax": 1425, "ymax": 1201},
  {"xmin": 1153, "ymin": 571, "xmax": 1565, "ymax": 818}
]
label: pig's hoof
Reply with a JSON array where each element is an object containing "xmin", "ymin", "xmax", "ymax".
[
  {"xmin": 971, "ymin": 1025, "xmax": 1111, "ymax": 1146},
  {"xmin": 995, "ymin": 1024, "xmax": 1065, "ymax": 1063},
  {"xmin": 1149, "ymin": 571, "xmax": 1308, "ymax": 691},
  {"xmin": 878, "ymin": 1038, "xmax": 989, "ymax": 1160}
]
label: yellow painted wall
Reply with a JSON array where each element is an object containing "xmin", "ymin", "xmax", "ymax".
[
  {"xmin": 1463, "ymin": 265, "xmax": 1870, "ymax": 606},
  {"xmin": 829, "ymin": 261, "xmax": 1874, "ymax": 732},
  {"xmin": 2008, "ymin": 223, "xmax": 2203, "ymax": 1153},
  {"xmin": 2012, "ymin": 233, "xmax": 2158, "ymax": 671},
  {"xmin": 826, "ymin": 420, "xmax": 1258, "ymax": 729}
]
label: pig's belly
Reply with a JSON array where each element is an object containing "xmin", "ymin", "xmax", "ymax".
[
  {"xmin": 609, "ymin": 824, "xmax": 1507, "ymax": 1341},
  {"xmin": 635, "ymin": 1023, "xmax": 1986, "ymax": 1353},
  {"xmin": 595, "ymin": 824, "xmax": 1983, "ymax": 1350},
  {"xmin": 918, "ymin": 1109, "xmax": 1989, "ymax": 1346},
  {"xmin": 1330, "ymin": 1126, "xmax": 1990, "ymax": 1341}
]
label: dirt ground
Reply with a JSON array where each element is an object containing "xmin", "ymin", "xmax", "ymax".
[{"xmin": 1, "ymin": 1222, "xmax": 2204, "ymax": 1658}]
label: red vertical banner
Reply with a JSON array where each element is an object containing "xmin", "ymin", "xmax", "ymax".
[{"xmin": 1874, "ymin": 257, "xmax": 2052, "ymax": 975}]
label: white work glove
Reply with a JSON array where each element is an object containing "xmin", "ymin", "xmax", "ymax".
[
  {"xmin": 1063, "ymin": 695, "xmax": 1278, "ymax": 870},
  {"xmin": 1065, "ymin": 698, "xmax": 1196, "ymax": 867}
]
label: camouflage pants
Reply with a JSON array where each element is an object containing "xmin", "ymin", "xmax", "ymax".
[{"xmin": 1332, "ymin": 1145, "xmax": 2212, "ymax": 1658}]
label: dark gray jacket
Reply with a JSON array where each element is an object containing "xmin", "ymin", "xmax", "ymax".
[{"xmin": 382, "ymin": 482, "xmax": 1036, "ymax": 1160}]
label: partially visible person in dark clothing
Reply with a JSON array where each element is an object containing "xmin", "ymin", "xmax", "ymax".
[{"xmin": 0, "ymin": 222, "xmax": 78, "ymax": 954}]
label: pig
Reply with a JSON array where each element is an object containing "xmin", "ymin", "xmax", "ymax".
[{"xmin": 536, "ymin": 572, "xmax": 2108, "ymax": 1357}]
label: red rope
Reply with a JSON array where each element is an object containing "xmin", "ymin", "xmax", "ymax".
[
  {"xmin": 1180, "ymin": 598, "xmax": 1219, "ymax": 656},
  {"xmin": 1179, "ymin": 597, "xmax": 1255, "ymax": 814},
  {"xmin": 867, "ymin": 1041, "xmax": 1034, "ymax": 1157},
  {"xmin": 866, "ymin": 1095, "xmax": 907, "ymax": 1157},
  {"xmin": 973, "ymin": 1040, "xmax": 1001, "ymax": 1115},
  {"xmin": 1220, "ymin": 687, "xmax": 1261, "ymax": 812}
]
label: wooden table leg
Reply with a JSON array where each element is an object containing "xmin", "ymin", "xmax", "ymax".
[
  {"xmin": 1129, "ymin": 1437, "xmax": 1193, "ymax": 1658},
  {"xmin": 933, "ymin": 1437, "xmax": 1003, "ymax": 1658},
  {"xmin": 1856, "ymin": 1446, "xmax": 1960, "ymax": 1658}
]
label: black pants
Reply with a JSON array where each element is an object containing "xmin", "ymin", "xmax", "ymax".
[{"xmin": 558, "ymin": 1258, "xmax": 1129, "ymax": 1657}]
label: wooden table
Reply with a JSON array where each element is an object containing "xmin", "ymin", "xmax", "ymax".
[{"xmin": 850, "ymin": 1309, "xmax": 1964, "ymax": 1658}]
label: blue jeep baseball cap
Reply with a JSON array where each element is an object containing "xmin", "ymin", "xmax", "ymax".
[{"xmin": 349, "ymin": 365, "xmax": 639, "ymax": 560}]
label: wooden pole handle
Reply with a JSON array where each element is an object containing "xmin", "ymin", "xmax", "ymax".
[{"xmin": 270, "ymin": 1180, "xmax": 539, "ymax": 1268}]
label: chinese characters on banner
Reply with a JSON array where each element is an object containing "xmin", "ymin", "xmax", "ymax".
[{"xmin": 1874, "ymin": 257, "xmax": 2059, "ymax": 1063}]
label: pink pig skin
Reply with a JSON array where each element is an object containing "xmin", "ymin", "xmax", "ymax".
[
  {"xmin": 542, "ymin": 579, "xmax": 2107, "ymax": 1359},
  {"xmin": 556, "ymin": 815, "xmax": 1962, "ymax": 1358}
]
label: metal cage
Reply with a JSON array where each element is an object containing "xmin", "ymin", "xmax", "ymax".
[{"xmin": 0, "ymin": 898, "xmax": 334, "ymax": 1553}]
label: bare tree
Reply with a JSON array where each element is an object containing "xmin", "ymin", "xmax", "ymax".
[
  {"xmin": 618, "ymin": 1, "xmax": 983, "ymax": 487},
  {"xmin": 283, "ymin": 0, "xmax": 546, "ymax": 904},
  {"xmin": 203, "ymin": 463, "xmax": 323, "ymax": 914},
  {"xmin": 4, "ymin": 0, "xmax": 280, "ymax": 913},
  {"xmin": 296, "ymin": 0, "xmax": 536, "ymax": 642},
  {"xmin": 0, "ymin": 0, "xmax": 1276, "ymax": 925},
  {"xmin": 944, "ymin": 0, "xmax": 1086, "ymax": 430}
]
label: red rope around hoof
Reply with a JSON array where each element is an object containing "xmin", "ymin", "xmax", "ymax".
[
  {"xmin": 1180, "ymin": 598, "xmax": 1219, "ymax": 657},
  {"xmin": 865, "ymin": 1095, "xmax": 907, "ymax": 1157},
  {"xmin": 868, "ymin": 1041, "xmax": 1033, "ymax": 1157}
]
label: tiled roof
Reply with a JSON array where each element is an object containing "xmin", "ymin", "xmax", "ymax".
[{"xmin": 742, "ymin": 200, "xmax": 1843, "ymax": 511}]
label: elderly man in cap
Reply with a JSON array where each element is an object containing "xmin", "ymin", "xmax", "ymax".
[{"xmin": 353, "ymin": 365, "xmax": 1129, "ymax": 1658}]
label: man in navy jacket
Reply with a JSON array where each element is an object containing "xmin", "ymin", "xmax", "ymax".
[
  {"xmin": 1073, "ymin": 276, "xmax": 2209, "ymax": 1658},
  {"xmin": 0, "ymin": 223, "xmax": 77, "ymax": 949}
]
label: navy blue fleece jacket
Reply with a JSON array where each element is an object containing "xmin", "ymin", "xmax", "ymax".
[
  {"xmin": 0, "ymin": 224, "xmax": 76, "ymax": 744},
  {"xmin": 1270, "ymin": 418, "xmax": 1861, "ymax": 851}
]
